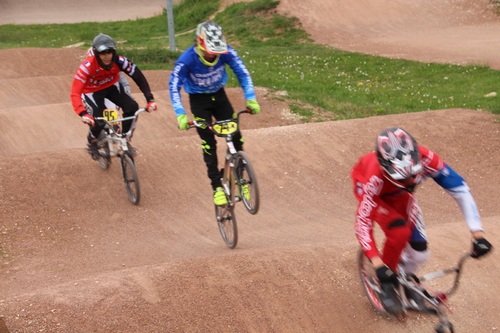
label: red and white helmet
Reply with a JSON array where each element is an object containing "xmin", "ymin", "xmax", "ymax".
[
  {"xmin": 195, "ymin": 21, "xmax": 228, "ymax": 55},
  {"xmin": 376, "ymin": 127, "xmax": 422, "ymax": 189}
]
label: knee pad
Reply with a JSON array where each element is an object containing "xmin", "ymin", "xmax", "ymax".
[
  {"xmin": 400, "ymin": 244, "xmax": 430, "ymax": 274},
  {"xmin": 410, "ymin": 241, "xmax": 428, "ymax": 251},
  {"xmin": 201, "ymin": 139, "xmax": 216, "ymax": 156},
  {"xmin": 388, "ymin": 218, "xmax": 406, "ymax": 229}
]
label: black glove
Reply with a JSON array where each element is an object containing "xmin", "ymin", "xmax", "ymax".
[
  {"xmin": 376, "ymin": 265, "xmax": 398, "ymax": 284},
  {"xmin": 471, "ymin": 238, "xmax": 492, "ymax": 258}
]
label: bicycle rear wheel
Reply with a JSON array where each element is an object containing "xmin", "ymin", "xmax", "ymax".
[
  {"xmin": 357, "ymin": 249, "xmax": 388, "ymax": 315},
  {"xmin": 215, "ymin": 203, "xmax": 238, "ymax": 249},
  {"xmin": 120, "ymin": 153, "xmax": 140, "ymax": 205},
  {"xmin": 235, "ymin": 151, "xmax": 260, "ymax": 214}
]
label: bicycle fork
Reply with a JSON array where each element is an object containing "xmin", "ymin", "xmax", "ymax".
[{"xmin": 221, "ymin": 139, "xmax": 238, "ymax": 203}]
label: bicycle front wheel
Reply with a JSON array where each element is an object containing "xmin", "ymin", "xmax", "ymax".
[
  {"xmin": 97, "ymin": 131, "xmax": 111, "ymax": 170},
  {"xmin": 215, "ymin": 204, "xmax": 238, "ymax": 249},
  {"xmin": 120, "ymin": 153, "xmax": 140, "ymax": 205},
  {"xmin": 235, "ymin": 151, "xmax": 260, "ymax": 214},
  {"xmin": 357, "ymin": 249, "xmax": 387, "ymax": 315}
]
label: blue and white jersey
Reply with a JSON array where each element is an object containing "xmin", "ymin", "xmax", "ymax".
[{"xmin": 169, "ymin": 45, "xmax": 256, "ymax": 116}]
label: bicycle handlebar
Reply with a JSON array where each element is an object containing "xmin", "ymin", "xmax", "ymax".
[
  {"xmin": 419, "ymin": 251, "xmax": 473, "ymax": 296},
  {"xmin": 188, "ymin": 109, "xmax": 252, "ymax": 130},
  {"xmin": 95, "ymin": 108, "xmax": 148, "ymax": 125},
  {"xmin": 420, "ymin": 252, "xmax": 472, "ymax": 282}
]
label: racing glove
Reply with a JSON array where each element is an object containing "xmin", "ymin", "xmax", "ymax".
[
  {"xmin": 146, "ymin": 101, "xmax": 158, "ymax": 112},
  {"xmin": 80, "ymin": 112, "xmax": 95, "ymax": 127},
  {"xmin": 246, "ymin": 99, "xmax": 261, "ymax": 115},
  {"xmin": 376, "ymin": 265, "xmax": 398, "ymax": 285},
  {"xmin": 471, "ymin": 238, "xmax": 492, "ymax": 258},
  {"xmin": 177, "ymin": 114, "xmax": 190, "ymax": 130}
]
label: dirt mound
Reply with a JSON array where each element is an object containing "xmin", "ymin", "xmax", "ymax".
[
  {"xmin": 1, "ymin": 1, "xmax": 500, "ymax": 332},
  {"xmin": 0, "ymin": 0, "xmax": 168, "ymax": 25},
  {"xmin": 276, "ymin": 0, "xmax": 500, "ymax": 69}
]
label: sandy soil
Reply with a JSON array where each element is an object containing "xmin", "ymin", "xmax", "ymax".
[{"xmin": 1, "ymin": 0, "xmax": 499, "ymax": 332}]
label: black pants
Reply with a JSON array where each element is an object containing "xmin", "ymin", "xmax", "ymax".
[
  {"xmin": 82, "ymin": 81, "xmax": 138, "ymax": 142},
  {"xmin": 189, "ymin": 89, "xmax": 243, "ymax": 189}
]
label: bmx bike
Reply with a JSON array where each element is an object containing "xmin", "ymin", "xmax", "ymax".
[
  {"xmin": 94, "ymin": 108, "xmax": 147, "ymax": 205},
  {"xmin": 358, "ymin": 249, "xmax": 474, "ymax": 333},
  {"xmin": 189, "ymin": 109, "xmax": 260, "ymax": 249}
]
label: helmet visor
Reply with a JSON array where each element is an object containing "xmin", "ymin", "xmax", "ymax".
[
  {"xmin": 96, "ymin": 45, "xmax": 114, "ymax": 53},
  {"xmin": 199, "ymin": 37, "xmax": 228, "ymax": 54}
]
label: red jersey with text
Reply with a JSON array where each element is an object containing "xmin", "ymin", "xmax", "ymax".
[
  {"xmin": 70, "ymin": 55, "xmax": 152, "ymax": 115},
  {"xmin": 351, "ymin": 146, "xmax": 444, "ymax": 260}
]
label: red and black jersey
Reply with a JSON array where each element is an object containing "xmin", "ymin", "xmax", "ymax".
[{"xmin": 70, "ymin": 54, "xmax": 153, "ymax": 115}]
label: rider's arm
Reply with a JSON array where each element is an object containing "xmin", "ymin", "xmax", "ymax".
[
  {"xmin": 423, "ymin": 146, "xmax": 484, "ymax": 233},
  {"xmin": 117, "ymin": 55, "xmax": 154, "ymax": 102},
  {"xmin": 169, "ymin": 62, "xmax": 188, "ymax": 117},
  {"xmin": 352, "ymin": 155, "xmax": 385, "ymax": 264},
  {"xmin": 433, "ymin": 165, "xmax": 482, "ymax": 231},
  {"xmin": 223, "ymin": 46, "xmax": 257, "ymax": 101},
  {"xmin": 70, "ymin": 60, "xmax": 91, "ymax": 116}
]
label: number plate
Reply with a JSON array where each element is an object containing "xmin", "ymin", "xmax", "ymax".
[
  {"xmin": 103, "ymin": 109, "xmax": 119, "ymax": 122},
  {"xmin": 213, "ymin": 121, "xmax": 238, "ymax": 135}
]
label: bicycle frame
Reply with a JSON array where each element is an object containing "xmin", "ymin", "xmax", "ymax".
[
  {"xmin": 190, "ymin": 109, "xmax": 251, "ymax": 205},
  {"xmin": 189, "ymin": 109, "xmax": 257, "ymax": 248},
  {"xmin": 93, "ymin": 108, "xmax": 147, "ymax": 205},
  {"xmin": 396, "ymin": 253, "xmax": 472, "ymax": 332},
  {"xmin": 358, "ymin": 249, "xmax": 473, "ymax": 333},
  {"xmin": 95, "ymin": 108, "xmax": 147, "ymax": 157}
]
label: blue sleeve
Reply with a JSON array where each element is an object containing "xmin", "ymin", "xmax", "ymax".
[
  {"xmin": 169, "ymin": 62, "xmax": 187, "ymax": 116},
  {"xmin": 432, "ymin": 164, "xmax": 465, "ymax": 189},
  {"xmin": 433, "ymin": 164, "xmax": 483, "ymax": 232},
  {"xmin": 223, "ymin": 46, "xmax": 256, "ymax": 101}
]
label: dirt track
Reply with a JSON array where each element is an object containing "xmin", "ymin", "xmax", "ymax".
[{"xmin": 1, "ymin": 0, "xmax": 499, "ymax": 332}]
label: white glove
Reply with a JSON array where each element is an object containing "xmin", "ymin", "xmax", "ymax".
[{"xmin": 81, "ymin": 114, "xmax": 95, "ymax": 127}]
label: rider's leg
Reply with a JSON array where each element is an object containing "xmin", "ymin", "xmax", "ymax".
[
  {"xmin": 82, "ymin": 93, "xmax": 107, "ymax": 141},
  {"xmin": 374, "ymin": 197, "xmax": 414, "ymax": 271},
  {"xmin": 197, "ymin": 132, "xmax": 220, "ymax": 189},
  {"xmin": 211, "ymin": 88, "xmax": 244, "ymax": 151},
  {"xmin": 189, "ymin": 93, "xmax": 223, "ymax": 190},
  {"xmin": 380, "ymin": 218, "xmax": 413, "ymax": 271},
  {"xmin": 106, "ymin": 82, "xmax": 139, "ymax": 139},
  {"xmin": 400, "ymin": 206, "xmax": 430, "ymax": 275},
  {"xmin": 400, "ymin": 242, "xmax": 430, "ymax": 275}
]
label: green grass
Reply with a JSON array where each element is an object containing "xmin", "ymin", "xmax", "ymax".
[
  {"xmin": 492, "ymin": 0, "xmax": 500, "ymax": 13},
  {"xmin": 227, "ymin": 45, "xmax": 500, "ymax": 120},
  {"xmin": 1, "ymin": 0, "xmax": 499, "ymax": 121},
  {"xmin": 0, "ymin": 0, "xmax": 219, "ymax": 49}
]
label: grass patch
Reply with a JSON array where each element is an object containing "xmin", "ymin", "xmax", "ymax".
[
  {"xmin": 226, "ymin": 44, "xmax": 500, "ymax": 119},
  {"xmin": 0, "ymin": 0, "xmax": 220, "ymax": 50},
  {"xmin": 492, "ymin": 0, "xmax": 500, "ymax": 13},
  {"xmin": 1, "ymin": 0, "xmax": 499, "ymax": 120}
]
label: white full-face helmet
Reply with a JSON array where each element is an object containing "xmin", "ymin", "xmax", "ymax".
[
  {"xmin": 376, "ymin": 127, "xmax": 422, "ymax": 190},
  {"xmin": 195, "ymin": 21, "xmax": 228, "ymax": 55}
]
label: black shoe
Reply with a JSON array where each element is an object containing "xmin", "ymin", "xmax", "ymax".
[
  {"xmin": 404, "ymin": 285, "xmax": 425, "ymax": 310},
  {"xmin": 380, "ymin": 283, "xmax": 403, "ymax": 315},
  {"xmin": 87, "ymin": 142, "xmax": 98, "ymax": 160}
]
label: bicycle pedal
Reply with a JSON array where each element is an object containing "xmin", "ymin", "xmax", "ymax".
[{"xmin": 422, "ymin": 306, "xmax": 438, "ymax": 315}]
